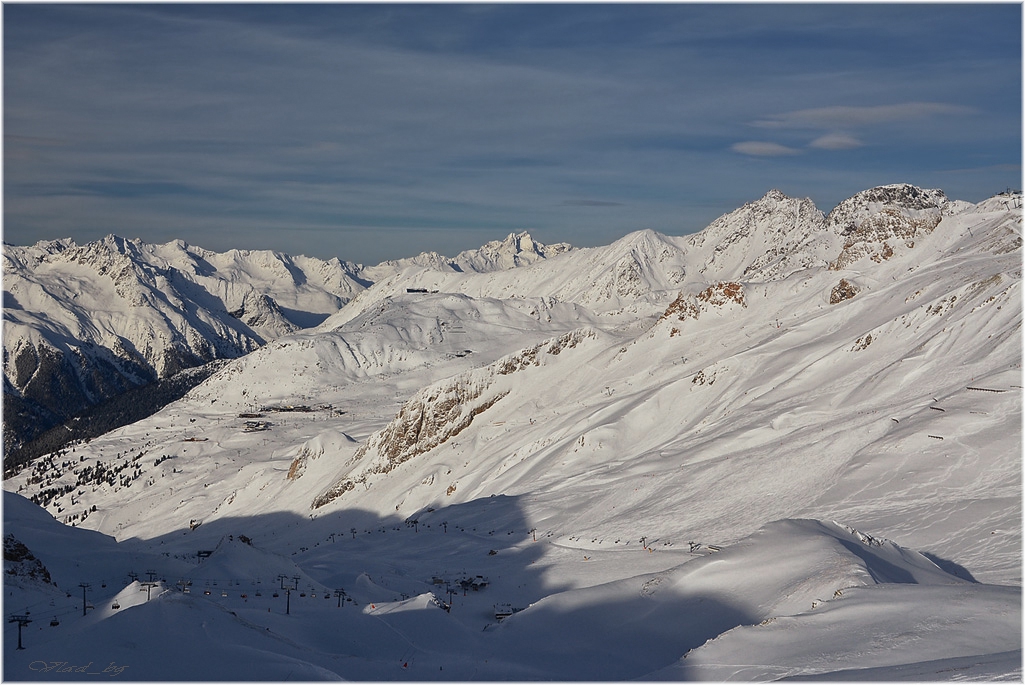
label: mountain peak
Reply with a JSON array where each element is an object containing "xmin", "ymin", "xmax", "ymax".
[
  {"xmin": 760, "ymin": 188, "xmax": 791, "ymax": 203},
  {"xmin": 448, "ymin": 231, "xmax": 573, "ymax": 273},
  {"xmin": 826, "ymin": 184, "xmax": 948, "ymax": 235},
  {"xmin": 685, "ymin": 190, "xmax": 826, "ymax": 281},
  {"xmin": 826, "ymin": 184, "xmax": 949, "ymax": 269}
]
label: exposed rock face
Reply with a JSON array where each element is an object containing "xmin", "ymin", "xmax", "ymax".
[
  {"xmin": 3, "ymin": 534, "xmax": 54, "ymax": 586},
  {"xmin": 658, "ymin": 282, "xmax": 747, "ymax": 325},
  {"xmin": 830, "ymin": 278, "xmax": 860, "ymax": 304},
  {"xmin": 312, "ymin": 329, "xmax": 598, "ymax": 509},
  {"xmin": 312, "ymin": 380, "xmax": 509, "ymax": 509},
  {"xmin": 287, "ymin": 449, "xmax": 313, "ymax": 482},
  {"xmin": 826, "ymin": 184, "xmax": 949, "ymax": 234},
  {"xmin": 851, "ymin": 333, "xmax": 874, "ymax": 351},
  {"xmin": 452, "ymin": 232, "xmax": 573, "ymax": 272},
  {"xmin": 826, "ymin": 184, "xmax": 948, "ymax": 270},
  {"xmin": 495, "ymin": 328, "xmax": 597, "ymax": 374},
  {"xmin": 659, "ymin": 294, "xmax": 702, "ymax": 323},
  {"xmin": 230, "ymin": 291, "xmax": 299, "ymax": 334},
  {"xmin": 697, "ymin": 282, "xmax": 746, "ymax": 307},
  {"xmin": 686, "ymin": 189, "xmax": 829, "ymax": 282}
]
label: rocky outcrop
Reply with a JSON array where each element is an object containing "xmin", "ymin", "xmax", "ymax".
[
  {"xmin": 312, "ymin": 329, "xmax": 598, "ymax": 509},
  {"xmin": 830, "ymin": 278, "xmax": 860, "ymax": 304},
  {"xmin": 686, "ymin": 189, "xmax": 829, "ymax": 282},
  {"xmin": 826, "ymin": 185, "xmax": 947, "ymax": 270},
  {"xmin": 697, "ymin": 282, "xmax": 746, "ymax": 307},
  {"xmin": 228, "ymin": 290, "xmax": 297, "ymax": 336},
  {"xmin": 659, "ymin": 282, "xmax": 747, "ymax": 325},
  {"xmin": 312, "ymin": 380, "xmax": 509, "ymax": 509},
  {"xmin": 4, "ymin": 534, "xmax": 54, "ymax": 586},
  {"xmin": 451, "ymin": 232, "xmax": 573, "ymax": 272}
]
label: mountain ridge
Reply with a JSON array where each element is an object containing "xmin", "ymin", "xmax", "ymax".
[
  {"xmin": 2, "ymin": 184, "xmax": 1020, "ymax": 680},
  {"xmin": 2, "ymin": 230, "xmax": 568, "ymax": 455}
]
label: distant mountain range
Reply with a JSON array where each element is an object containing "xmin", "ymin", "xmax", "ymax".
[{"xmin": 2, "ymin": 230, "xmax": 568, "ymax": 458}]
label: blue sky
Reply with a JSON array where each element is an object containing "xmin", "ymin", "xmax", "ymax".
[{"xmin": 4, "ymin": 3, "xmax": 1021, "ymax": 264}]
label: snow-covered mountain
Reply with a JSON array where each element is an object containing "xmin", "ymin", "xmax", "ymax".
[
  {"xmin": 2, "ymin": 231, "xmax": 569, "ymax": 456},
  {"xmin": 360, "ymin": 231, "xmax": 572, "ymax": 280},
  {"xmin": 3, "ymin": 186, "xmax": 1021, "ymax": 680},
  {"xmin": 331, "ymin": 228, "xmax": 691, "ymax": 334}
]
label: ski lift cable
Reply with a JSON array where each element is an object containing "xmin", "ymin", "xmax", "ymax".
[
  {"xmin": 30, "ymin": 602, "xmax": 92, "ymax": 622},
  {"xmin": 366, "ymin": 607, "xmax": 421, "ymax": 655},
  {"xmin": 12, "ymin": 595, "xmax": 84, "ymax": 615}
]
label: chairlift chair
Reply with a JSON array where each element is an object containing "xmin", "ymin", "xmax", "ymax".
[
  {"xmin": 111, "ymin": 601, "xmax": 121, "ymax": 610},
  {"xmin": 50, "ymin": 617, "xmax": 60, "ymax": 627}
]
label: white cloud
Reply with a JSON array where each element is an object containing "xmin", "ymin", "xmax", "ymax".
[
  {"xmin": 809, "ymin": 133, "xmax": 864, "ymax": 150},
  {"xmin": 731, "ymin": 141, "xmax": 801, "ymax": 157}
]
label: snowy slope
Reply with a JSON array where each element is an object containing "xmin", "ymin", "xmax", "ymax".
[
  {"xmin": 2, "ymin": 231, "xmax": 569, "ymax": 454},
  {"xmin": 1, "ymin": 236, "xmax": 363, "ymax": 454},
  {"xmin": 4, "ymin": 186, "xmax": 1020, "ymax": 680},
  {"xmin": 332, "ymin": 228, "xmax": 691, "ymax": 329}
]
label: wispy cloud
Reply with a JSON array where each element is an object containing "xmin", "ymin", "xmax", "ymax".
[
  {"xmin": 809, "ymin": 133, "xmax": 864, "ymax": 150},
  {"xmin": 731, "ymin": 141, "xmax": 801, "ymax": 157},
  {"xmin": 560, "ymin": 199, "xmax": 625, "ymax": 207},
  {"xmin": 937, "ymin": 163, "xmax": 1022, "ymax": 175},
  {"xmin": 753, "ymin": 102, "xmax": 975, "ymax": 130},
  {"xmin": 3, "ymin": 4, "xmax": 1020, "ymax": 263},
  {"xmin": 739, "ymin": 102, "xmax": 975, "ymax": 156}
]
